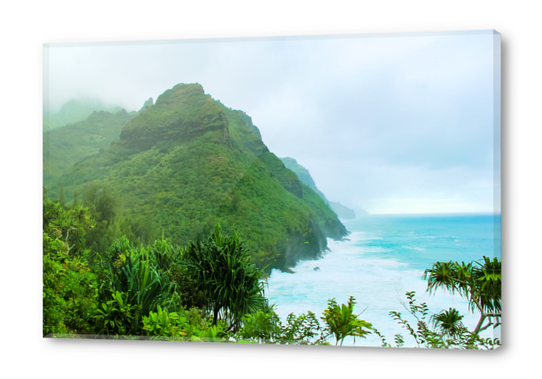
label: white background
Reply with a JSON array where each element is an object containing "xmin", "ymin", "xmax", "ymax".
[{"xmin": 0, "ymin": 0, "xmax": 538, "ymax": 377}]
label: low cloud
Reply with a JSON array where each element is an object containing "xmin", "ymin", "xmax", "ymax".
[{"xmin": 45, "ymin": 31, "xmax": 499, "ymax": 214}]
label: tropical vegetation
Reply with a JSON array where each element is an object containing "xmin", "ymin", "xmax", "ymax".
[
  {"xmin": 44, "ymin": 108, "xmax": 136, "ymax": 184},
  {"xmin": 43, "ymin": 83, "xmax": 501, "ymax": 348},
  {"xmin": 44, "ymin": 98, "xmax": 123, "ymax": 131},
  {"xmin": 42, "ymin": 192, "xmax": 370, "ymax": 344},
  {"xmin": 43, "ymin": 190, "xmax": 500, "ymax": 348},
  {"xmin": 44, "ymin": 84, "xmax": 347, "ymax": 272}
]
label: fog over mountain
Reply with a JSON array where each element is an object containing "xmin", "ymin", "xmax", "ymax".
[{"xmin": 44, "ymin": 31, "xmax": 500, "ymax": 214}]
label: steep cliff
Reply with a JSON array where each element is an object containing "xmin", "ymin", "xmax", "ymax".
[
  {"xmin": 53, "ymin": 83, "xmax": 347, "ymax": 270},
  {"xmin": 280, "ymin": 157, "xmax": 363, "ymax": 220}
]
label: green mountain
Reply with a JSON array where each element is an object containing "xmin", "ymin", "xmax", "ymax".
[
  {"xmin": 280, "ymin": 157, "xmax": 359, "ymax": 220},
  {"xmin": 44, "ymin": 99, "xmax": 123, "ymax": 131},
  {"xmin": 138, "ymin": 97, "xmax": 154, "ymax": 112},
  {"xmin": 43, "ymin": 109, "xmax": 137, "ymax": 184},
  {"xmin": 280, "ymin": 157, "xmax": 328, "ymax": 201},
  {"xmin": 51, "ymin": 83, "xmax": 347, "ymax": 270}
]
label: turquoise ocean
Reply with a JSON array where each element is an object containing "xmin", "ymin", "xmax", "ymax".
[{"xmin": 266, "ymin": 214, "xmax": 501, "ymax": 347}]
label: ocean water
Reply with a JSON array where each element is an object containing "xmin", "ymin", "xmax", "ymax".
[{"xmin": 266, "ymin": 214, "xmax": 501, "ymax": 347}]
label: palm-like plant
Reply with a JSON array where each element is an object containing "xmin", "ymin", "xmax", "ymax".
[
  {"xmin": 321, "ymin": 296, "xmax": 372, "ymax": 346},
  {"xmin": 383, "ymin": 292, "xmax": 499, "ymax": 349},
  {"xmin": 423, "ymin": 256, "xmax": 501, "ymax": 336},
  {"xmin": 182, "ymin": 224, "xmax": 266, "ymax": 330},
  {"xmin": 430, "ymin": 308, "xmax": 464, "ymax": 337}
]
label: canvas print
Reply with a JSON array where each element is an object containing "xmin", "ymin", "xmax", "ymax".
[{"xmin": 43, "ymin": 30, "xmax": 501, "ymax": 348}]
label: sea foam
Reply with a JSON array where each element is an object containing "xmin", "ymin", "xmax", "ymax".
[{"xmin": 266, "ymin": 214, "xmax": 501, "ymax": 347}]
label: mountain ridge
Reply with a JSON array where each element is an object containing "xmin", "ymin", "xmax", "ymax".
[
  {"xmin": 43, "ymin": 108, "xmax": 137, "ymax": 184},
  {"xmin": 49, "ymin": 83, "xmax": 347, "ymax": 270},
  {"xmin": 279, "ymin": 157, "xmax": 362, "ymax": 220},
  {"xmin": 44, "ymin": 99, "xmax": 124, "ymax": 131}
]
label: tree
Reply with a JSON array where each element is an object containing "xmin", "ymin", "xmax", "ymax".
[
  {"xmin": 182, "ymin": 224, "xmax": 266, "ymax": 330},
  {"xmin": 95, "ymin": 186, "xmax": 117, "ymax": 222},
  {"xmin": 376, "ymin": 291, "xmax": 500, "ymax": 349},
  {"xmin": 423, "ymin": 256, "xmax": 501, "ymax": 336},
  {"xmin": 430, "ymin": 308, "xmax": 464, "ymax": 337},
  {"xmin": 43, "ymin": 190, "xmax": 98, "ymax": 336},
  {"xmin": 59, "ymin": 184, "xmax": 66, "ymax": 208},
  {"xmin": 43, "ymin": 188, "xmax": 96, "ymax": 258},
  {"xmin": 43, "ymin": 233, "xmax": 98, "ymax": 336}
]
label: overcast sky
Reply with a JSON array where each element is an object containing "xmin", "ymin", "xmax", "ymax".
[{"xmin": 44, "ymin": 31, "xmax": 500, "ymax": 214}]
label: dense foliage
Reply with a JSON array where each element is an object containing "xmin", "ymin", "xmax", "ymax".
[
  {"xmin": 47, "ymin": 84, "xmax": 347, "ymax": 271},
  {"xmin": 42, "ymin": 193, "xmax": 371, "ymax": 343},
  {"xmin": 182, "ymin": 224, "xmax": 266, "ymax": 329},
  {"xmin": 43, "ymin": 191, "xmax": 98, "ymax": 335},
  {"xmin": 42, "ymin": 84, "xmax": 500, "ymax": 348},
  {"xmin": 44, "ymin": 109, "xmax": 136, "ymax": 184},
  {"xmin": 42, "ymin": 193, "xmax": 500, "ymax": 348}
]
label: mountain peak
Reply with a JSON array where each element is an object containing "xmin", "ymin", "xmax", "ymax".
[
  {"xmin": 48, "ymin": 84, "xmax": 348, "ymax": 270},
  {"xmin": 155, "ymin": 83, "xmax": 205, "ymax": 107},
  {"xmin": 120, "ymin": 83, "xmax": 229, "ymax": 151},
  {"xmin": 138, "ymin": 97, "xmax": 154, "ymax": 112}
]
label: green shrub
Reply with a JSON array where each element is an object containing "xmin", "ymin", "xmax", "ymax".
[
  {"xmin": 94, "ymin": 238, "xmax": 176, "ymax": 335},
  {"xmin": 43, "ymin": 233, "xmax": 98, "ymax": 336},
  {"xmin": 43, "ymin": 194, "xmax": 98, "ymax": 337},
  {"xmin": 321, "ymin": 296, "xmax": 372, "ymax": 346},
  {"xmin": 142, "ymin": 305, "xmax": 187, "ymax": 339}
]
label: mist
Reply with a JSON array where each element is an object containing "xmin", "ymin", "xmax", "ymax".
[{"xmin": 44, "ymin": 31, "xmax": 500, "ymax": 214}]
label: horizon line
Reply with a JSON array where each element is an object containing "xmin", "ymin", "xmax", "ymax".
[{"xmin": 355, "ymin": 211, "xmax": 500, "ymax": 216}]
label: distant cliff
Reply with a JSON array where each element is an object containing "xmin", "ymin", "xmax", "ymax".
[
  {"xmin": 280, "ymin": 157, "xmax": 364, "ymax": 220},
  {"xmin": 280, "ymin": 157, "xmax": 328, "ymax": 201},
  {"xmin": 328, "ymin": 201, "xmax": 356, "ymax": 220},
  {"xmin": 44, "ymin": 99, "xmax": 123, "ymax": 131}
]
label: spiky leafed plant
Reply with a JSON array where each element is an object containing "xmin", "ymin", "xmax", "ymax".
[
  {"xmin": 423, "ymin": 256, "xmax": 501, "ymax": 336},
  {"xmin": 321, "ymin": 296, "xmax": 372, "ymax": 346},
  {"xmin": 149, "ymin": 235, "xmax": 181, "ymax": 273},
  {"xmin": 95, "ymin": 237, "xmax": 175, "ymax": 334},
  {"xmin": 182, "ymin": 224, "xmax": 266, "ymax": 330},
  {"xmin": 430, "ymin": 308, "xmax": 464, "ymax": 337}
]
